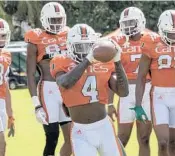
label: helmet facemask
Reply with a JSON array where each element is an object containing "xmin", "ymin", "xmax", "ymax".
[
  {"xmin": 159, "ymin": 28, "xmax": 175, "ymax": 45},
  {"xmin": 41, "ymin": 15, "xmax": 66, "ymax": 34},
  {"xmin": 67, "ymin": 41, "xmax": 94, "ymax": 63},
  {"xmin": 47, "ymin": 16, "xmax": 66, "ymax": 34},
  {"xmin": 120, "ymin": 18, "xmax": 145, "ymax": 36},
  {"xmin": 66, "ymin": 24, "xmax": 100, "ymax": 63}
]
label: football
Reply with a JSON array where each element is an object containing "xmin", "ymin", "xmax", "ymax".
[{"xmin": 93, "ymin": 40, "xmax": 117, "ymax": 63}]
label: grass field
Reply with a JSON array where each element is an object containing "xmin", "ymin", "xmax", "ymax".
[{"xmin": 5, "ymin": 89, "xmax": 158, "ymax": 156}]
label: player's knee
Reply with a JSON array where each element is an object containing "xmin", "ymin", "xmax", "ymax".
[
  {"xmin": 118, "ymin": 133, "xmax": 130, "ymax": 147},
  {"xmin": 46, "ymin": 131, "xmax": 59, "ymax": 146},
  {"xmin": 158, "ymin": 140, "xmax": 168, "ymax": 151},
  {"xmin": 138, "ymin": 135, "xmax": 150, "ymax": 146}
]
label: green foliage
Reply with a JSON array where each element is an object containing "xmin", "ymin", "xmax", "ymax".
[{"xmin": 0, "ymin": 1, "xmax": 175, "ymax": 40}]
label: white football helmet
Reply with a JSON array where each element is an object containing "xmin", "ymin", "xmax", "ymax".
[
  {"xmin": 40, "ymin": 2, "xmax": 66, "ymax": 34},
  {"xmin": 158, "ymin": 10, "xmax": 175, "ymax": 44},
  {"xmin": 67, "ymin": 24, "xmax": 100, "ymax": 63},
  {"xmin": 0, "ymin": 18, "xmax": 10, "ymax": 48},
  {"xmin": 119, "ymin": 7, "xmax": 146, "ymax": 36}
]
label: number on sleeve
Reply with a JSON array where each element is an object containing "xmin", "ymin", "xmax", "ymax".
[{"xmin": 82, "ymin": 76, "xmax": 98, "ymax": 103}]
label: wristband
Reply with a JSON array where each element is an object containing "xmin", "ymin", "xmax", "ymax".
[
  {"xmin": 108, "ymin": 103, "xmax": 114, "ymax": 106},
  {"xmin": 31, "ymin": 96, "xmax": 41, "ymax": 107}
]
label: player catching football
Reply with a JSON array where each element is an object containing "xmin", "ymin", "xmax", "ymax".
[
  {"xmin": 107, "ymin": 7, "xmax": 154, "ymax": 156},
  {"xmin": 25, "ymin": 2, "xmax": 71, "ymax": 156},
  {"xmin": 0, "ymin": 18, "xmax": 14, "ymax": 156},
  {"xmin": 50, "ymin": 23, "xmax": 128, "ymax": 156},
  {"xmin": 136, "ymin": 10, "xmax": 175, "ymax": 156}
]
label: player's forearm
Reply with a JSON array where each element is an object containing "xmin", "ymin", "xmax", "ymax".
[
  {"xmin": 114, "ymin": 61, "xmax": 129, "ymax": 97},
  {"xmin": 56, "ymin": 58, "xmax": 90, "ymax": 89},
  {"xmin": 27, "ymin": 73, "xmax": 37, "ymax": 97},
  {"xmin": 135, "ymin": 75, "xmax": 146, "ymax": 106},
  {"xmin": 5, "ymin": 86, "xmax": 13, "ymax": 117},
  {"xmin": 108, "ymin": 88, "xmax": 114, "ymax": 104}
]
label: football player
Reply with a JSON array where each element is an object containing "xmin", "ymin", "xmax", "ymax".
[
  {"xmin": 50, "ymin": 23, "xmax": 128, "ymax": 156},
  {"xmin": 107, "ymin": 7, "xmax": 155, "ymax": 156},
  {"xmin": 25, "ymin": 2, "xmax": 71, "ymax": 156},
  {"xmin": 0, "ymin": 18, "xmax": 14, "ymax": 156},
  {"xmin": 135, "ymin": 10, "xmax": 175, "ymax": 156}
]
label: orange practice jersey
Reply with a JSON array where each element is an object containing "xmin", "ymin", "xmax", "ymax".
[
  {"xmin": 109, "ymin": 30, "xmax": 155, "ymax": 80},
  {"xmin": 0, "ymin": 49, "xmax": 11, "ymax": 99},
  {"xmin": 50, "ymin": 56, "xmax": 115, "ymax": 107},
  {"xmin": 142, "ymin": 34, "xmax": 175, "ymax": 87},
  {"xmin": 24, "ymin": 27, "xmax": 69, "ymax": 63}
]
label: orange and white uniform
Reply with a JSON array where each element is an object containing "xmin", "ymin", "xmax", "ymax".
[
  {"xmin": 50, "ymin": 56, "xmax": 126, "ymax": 156},
  {"xmin": 142, "ymin": 34, "xmax": 175, "ymax": 127},
  {"xmin": 24, "ymin": 28, "xmax": 71, "ymax": 123},
  {"xmin": 0, "ymin": 50, "xmax": 11, "ymax": 132},
  {"xmin": 110, "ymin": 30, "xmax": 155, "ymax": 123}
]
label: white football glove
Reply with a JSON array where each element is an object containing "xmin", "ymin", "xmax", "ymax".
[
  {"xmin": 32, "ymin": 96, "xmax": 48, "ymax": 125},
  {"xmin": 109, "ymin": 38, "xmax": 122, "ymax": 62},
  {"xmin": 35, "ymin": 107, "xmax": 48, "ymax": 125},
  {"xmin": 113, "ymin": 49, "xmax": 121, "ymax": 62},
  {"xmin": 86, "ymin": 48, "xmax": 94, "ymax": 63}
]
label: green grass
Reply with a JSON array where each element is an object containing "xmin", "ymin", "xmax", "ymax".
[{"xmin": 5, "ymin": 89, "xmax": 158, "ymax": 156}]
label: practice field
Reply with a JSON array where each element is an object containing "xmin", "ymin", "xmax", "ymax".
[{"xmin": 5, "ymin": 89, "xmax": 158, "ymax": 156}]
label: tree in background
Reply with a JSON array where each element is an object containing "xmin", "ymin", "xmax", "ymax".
[{"xmin": 0, "ymin": 1, "xmax": 175, "ymax": 41}]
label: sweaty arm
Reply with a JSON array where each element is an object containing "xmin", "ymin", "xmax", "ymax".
[
  {"xmin": 135, "ymin": 54, "xmax": 151, "ymax": 106},
  {"xmin": 56, "ymin": 58, "xmax": 91, "ymax": 89},
  {"xmin": 5, "ymin": 82, "xmax": 15, "ymax": 137},
  {"xmin": 5, "ymin": 82, "xmax": 13, "ymax": 118},
  {"xmin": 109, "ymin": 61, "xmax": 129, "ymax": 97},
  {"xmin": 26, "ymin": 43, "xmax": 38, "ymax": 97}
]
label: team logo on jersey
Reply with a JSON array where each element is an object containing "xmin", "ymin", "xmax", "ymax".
[
  {"xmin": 85, "ymin": 63, "xmax": 109, "ymax": 73},
  {"xmin": 42, "ymin": 36, "xmax": 66, "ymax": 44},
  {"xmin": 67, "ymin": 62, "xmax": 109, "ymax": 73},
  {"xmin": 155, "ymin": 45, "xmax": 175, "ymax": 53},
  {"xmin": 122, "ymin": 45, "xmax": 141, "ymax": 53}
]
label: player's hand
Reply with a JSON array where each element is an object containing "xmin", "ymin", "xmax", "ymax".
[
  {"xmin": 109, "ymin": 39, "xmax": 122, "ymax": 62},
  {"xmin": 8, "ymin": 116, "xmax": 15, "ymax": 137},
  {"xmin": 130, "ymin": 106, "xmax": 148, "ymax": 123},
  {"xmin": 108, "ymin": 104, "xmax": 118, "ymax": 122},
  {"xmin": 86, "ymin": 48, "xmax": 94, "ymax": 63},
  {"xmin": 35, "ymin": 106, "xmax": 48, "ymax": 125}
]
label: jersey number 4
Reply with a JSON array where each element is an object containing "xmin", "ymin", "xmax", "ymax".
[{"xmin": 82, "ymin": 76, "xmax": 98, "ymax": 103}]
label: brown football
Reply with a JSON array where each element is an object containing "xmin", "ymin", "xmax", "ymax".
[{"xmin": 93, "ymin": 40, "xmax": 117, "ymax": 63}]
